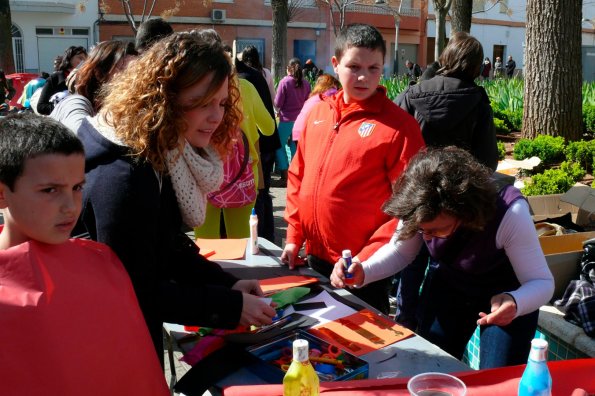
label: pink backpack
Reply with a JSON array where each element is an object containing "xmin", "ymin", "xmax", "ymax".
[{"xmin": 207, "ymin": 132, "xmax": 256, "ymax": 208}]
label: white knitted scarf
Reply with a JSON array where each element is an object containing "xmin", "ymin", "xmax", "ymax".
[
  {"xmin": 90, "ymin": 114, "xmax": 223, "ymax": 228},
  {"xmin": 165, "ymin": 143, "xmax": 223, "ymax": 227}
]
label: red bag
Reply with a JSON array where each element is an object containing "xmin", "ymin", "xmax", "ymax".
[{"xmin": 208, "ymin": 131, "xmax": 256, "ymax": 208}]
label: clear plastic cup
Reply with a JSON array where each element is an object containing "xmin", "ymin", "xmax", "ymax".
[{"xmin": 407, "ymin": 372, "xmax": 467, "ymax": 396}]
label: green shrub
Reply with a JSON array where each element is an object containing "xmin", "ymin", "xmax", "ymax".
[
  {"xmin": 497, "ymin": 141, "xmax": 506, "ymax": 160},
  {"xmin": 502, "ymin": 108, "xmax": 523, "ymax": 131},
  {"xmin": 522, "ymin": 168, "xmax": 575, "ymax": 196},
  {"xmin": 559, "ymin": 161, "xmax": 586, "ymax": 182},
  {"xmin": 494, "ymin": 118, "xmax": 510, "ymax": 135},
  {"xmin": 565, "ymin": 140, "xmax": 595, "ymax": 173},
  {"xmin": 512, "ymin": 135, "xmax": 566, "ymax": 165},
  {"xmin": 583, "ymin": 104, "xmax": 595, "ymax": 134}
]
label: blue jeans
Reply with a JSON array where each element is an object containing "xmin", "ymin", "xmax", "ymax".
[{"xmin": 418, "ymin": 271, "xmax": 538, "ymax": 369}]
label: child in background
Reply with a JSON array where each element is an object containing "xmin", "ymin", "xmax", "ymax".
[
  {"xmin": 281, "ymin": 24, "xmax": 424, "ymax": 314},
  {"xmin": 292, "ymin": 74, "xmax": 340, "ymax": 143},
  {"xmin": 0, "ymin": 113, "xmax": 168, "ymax": 395},
  {"xmin": 274, "ymin": 57, "xmax": 311, "ymax": 181}
]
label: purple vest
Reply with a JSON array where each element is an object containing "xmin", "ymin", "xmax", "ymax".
[{"xmin": 426, "ymin": 185, "xmax": 524, "ymax": 298}]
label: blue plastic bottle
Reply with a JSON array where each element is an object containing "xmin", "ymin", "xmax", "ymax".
[{"xmin": 518, "ymin": 338, "xmax": 552, "ymax": 396}]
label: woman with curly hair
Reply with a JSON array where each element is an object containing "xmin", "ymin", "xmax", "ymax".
[
  {"xmin": 50, "ymin": 40, "xmax": 137, "ymax": 132},
  {"xmin": 36, "ymin": 45, "xmax": 87, "ymax": 115},
  {"xmin": 330, "ymin": 146, "xmax": 554, "ymax": 369},
  {"xmin": 77, "ymin": 30, "xmax": 276, "ymax": 361}
]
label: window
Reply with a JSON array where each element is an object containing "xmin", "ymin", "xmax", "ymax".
[
  {"xmin": 36, "ymin": 28, "xmax": 53, "ymax": 35},
  {"xmin": 72, "ymin": 28, "xmax": 89, "ymax": 36}
]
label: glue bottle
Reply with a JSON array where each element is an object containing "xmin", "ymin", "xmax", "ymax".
[
  {"xmin": 283, "ymin": 339, "xmax": 319, "ymax": 396},
  {"xmin": 249, "ymin": 208, "xmax": 259, "ymax": 255},
  {"xmin": 518, "ymin": 338, "xmax": 552, "ymax": 396},
  {"xmin": 342, "ymin": 249, "xmax": 354, "ymax": 286}
]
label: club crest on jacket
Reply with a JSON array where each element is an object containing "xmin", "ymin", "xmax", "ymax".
[{"xmin": 358, "ymin": 122, "xmax": 376, "ymax": 138}]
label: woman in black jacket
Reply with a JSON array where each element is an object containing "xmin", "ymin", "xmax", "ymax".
[
  {"xmin": 0, "ymin": 70, "xmax": 16, "ymax": 112},
  {"xmin": 77, "ymin": 30, "xmax": 276, "ymax": 362},
  {"xmin": 36, "ymin": 46, "xmax": 87, "ymax": 115}
]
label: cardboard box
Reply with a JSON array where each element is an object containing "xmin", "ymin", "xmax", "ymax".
[
  {"xmin": 527, "ymin": 184, "xmax": 595, "ymax": 227},
  {"xmin": 246, "ymin": 329, "xmax": 369, "ymax": 383},
  {"xmin": 527, "ymin": 193, "xmax": 579, "ymax": 223},
  {"xmin": 539, "ymin": 231, "xmax": 595, "ymax": 299}
]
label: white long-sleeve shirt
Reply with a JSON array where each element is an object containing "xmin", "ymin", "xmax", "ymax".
[{"xmin": 362, "ymin": 199, "xmax": 554, "ymax": 318}]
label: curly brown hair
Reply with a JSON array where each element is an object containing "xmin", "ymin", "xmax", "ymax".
[
  {"xmin": 383, "ymin": 146, "xmax": 497, "ymax": 240},
  {"xmin": 99, "ymin": 30, "xmax": 242, "ymax": 171}
]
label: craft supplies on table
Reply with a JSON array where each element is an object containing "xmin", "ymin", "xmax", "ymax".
[{"xmin": 246, "ymin": 330, "xmax": 369, "ymax": 383}]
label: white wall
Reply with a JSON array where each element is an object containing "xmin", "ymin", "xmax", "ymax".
[{"xmin": 10, "ymin": 0, "xmax": 99, "ymax": 73}]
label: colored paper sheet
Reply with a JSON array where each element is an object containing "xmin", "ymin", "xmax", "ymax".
[
  {"xmin": 224, "ymin": 358, "xmax": 595, "ymax": 396},
  {"xmin": 309, "ymin": 309, "xmax": 414, "ymax": 356},
  {"xmin": 195, "ymin": 238, "xmax": 247, "ymax": 260},
  {"xmin": 258, "ymin": 275, "xmax": 319, "ymax": 294}
]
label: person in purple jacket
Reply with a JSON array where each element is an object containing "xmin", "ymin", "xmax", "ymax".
[
  {"xmin": 330, "ymin": 146, "xmax": 554, "ymax": 369},
  {"xmin": 274, "ymin": 58, "xmax": 310, "ymax": 181}
]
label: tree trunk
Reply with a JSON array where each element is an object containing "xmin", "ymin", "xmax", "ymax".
[
  {"xmin": 433, "ymin": 0, "xmax": 452, "ymax": 61},
  {"xmin": 522, "ymin": 0, "xmax": 583, "ymax": 140},
  {"xmin": 450, "ymin": 0, "xmax": 472, "ymax": 33},
  {"xmin": 271, "ymin": 0, "xmax": 289, "ymax": 82},
  {"xmin": 0, "ymin": 0, "xmax": 15, "ymax": 73}
]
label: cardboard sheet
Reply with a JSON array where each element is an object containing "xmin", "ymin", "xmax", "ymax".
[
  {"xmin": 258, "ymin": 275, "xmax": 319, "ymax": 294},
  {"xmin": 195, "ymin": 238, "xmax": 247, "ymax": 260},
  {"xmin": 310, "ymin": 309, "xmax": 414, "ymax": 356}
]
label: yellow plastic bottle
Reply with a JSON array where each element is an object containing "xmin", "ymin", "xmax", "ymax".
[{"xmin": 283, "ymin": 339, "xmax": 320, "ymax": 396}]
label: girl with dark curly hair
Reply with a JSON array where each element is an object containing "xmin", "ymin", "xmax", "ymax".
[
  {"xmin": 77, "ymin": 30, "xmax": 276, "ymax": 360},
  {"xmin": 331, "ymin": 146, "xmax": 554, "ymax": 369}
]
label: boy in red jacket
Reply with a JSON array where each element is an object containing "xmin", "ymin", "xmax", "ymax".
[
  {"xmin": 281, "ymin": 24, "xmax": 424, "ymax": 313},
  {"xmin": 0, "ymin": 114, "xmax": 168, "ymax": 396}
]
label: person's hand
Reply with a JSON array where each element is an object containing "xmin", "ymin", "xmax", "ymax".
[
  {"xmin": 477, "ymin": 293, "xmax": 517, "ymax": 327},
  {"xmin": 281, "ymin": 243, "xmax": 299, "ymax": 270},
  {"xmin": 239, "ymin": 293, "xmax": 276, "ymax": 327},
  {"xmin": 330, "ymin": 257, "xmax": 364, "ymax": 288},
  {"xmin": 232, "ymin": 279, "xmax": 264, "ymax": 296}
]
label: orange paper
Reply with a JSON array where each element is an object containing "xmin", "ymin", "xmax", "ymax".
[
  {"xmin": 258, "ymin": 275, "xmax": 319, "ymax": 294},
  {"xmin": 309, "ymin": 309, "xmax": 414, "ymax": 356},
  {"xmin": 195, "ymin": 238, "xmax": 247, "ymax": 260}
]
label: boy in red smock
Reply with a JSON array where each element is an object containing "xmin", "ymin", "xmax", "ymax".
[
  {"xmin": 281, "ymin": 24, "xmax": 424, "ymax": 313},
  {"xmin": 0, "ymin": 114, "xmax": 168, "ymax": 396}
]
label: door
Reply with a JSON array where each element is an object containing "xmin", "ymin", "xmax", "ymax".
[
  {"xmin": 236, "ymin": 39, "xmax": 265, "ymax": 66},
  {"xmin": 395, "ymin": 44, "xmax": 418, "ymax": 78},
  {"xmin": 583, "ymin": 46, "xmax": 595, "ymax": 82},
  {"xmin": 293, "ymin": 40, "xmax": 316, "ymax": 68}
]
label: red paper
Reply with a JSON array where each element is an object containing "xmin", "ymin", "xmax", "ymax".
[
  {"xmin": 223, "ymin": 358, "xmax": 595, "ymax": 396},
  {"xmin": 0, "ymin": 238, "xmax": 169, "ymax": 395},
  {"xmin": 258, "ymin": 275, "xmax": 319, "ymax": 294}
]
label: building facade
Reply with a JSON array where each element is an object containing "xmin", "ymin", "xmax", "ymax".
[
  {"xmin": 9, "ymin": 0, "xmax": 99, "ymax": 73},
  {"xmin": 97, "ymin": 0, "xmax": 426, "ymax": 77}
]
